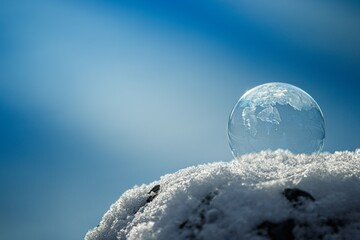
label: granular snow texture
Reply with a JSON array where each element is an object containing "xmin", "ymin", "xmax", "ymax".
[{"xmin": 85, "ymin": 150, "xmax": 360, "ymax": 240}]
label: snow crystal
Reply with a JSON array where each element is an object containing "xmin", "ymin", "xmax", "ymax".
[
  {"xmin": 256, "ymin": 105, "xmax": 281, "ymax": 125},
  {"xmin": 241, "ymin": 82, "xmax": 317, "ymax": 111},
  {"xmin": 85, "ymin": 150, "xmax": 360, "ymax": 240}
]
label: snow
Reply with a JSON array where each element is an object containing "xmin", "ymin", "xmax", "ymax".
[{"xmin": 85, "ymin": 150, "xmax": 360, "ymax": 240}]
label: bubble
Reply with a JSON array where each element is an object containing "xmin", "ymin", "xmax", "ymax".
[{"xmin": 228, "ymin": 82, "xmax": 325, "ymax": 157}]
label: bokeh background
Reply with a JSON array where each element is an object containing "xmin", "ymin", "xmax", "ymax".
[{"xmin": 1, "ymin": 1, "xmax": 359, "ymax": 239}]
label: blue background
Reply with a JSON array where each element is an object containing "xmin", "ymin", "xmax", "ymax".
[{"xmin": 1, "ymin": 1, "xmax": 359, "ymax": 239}]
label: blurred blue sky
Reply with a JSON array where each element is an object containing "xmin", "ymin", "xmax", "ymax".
[{"xmin": 1, "ymin": 1, "xmax": 359, "ymax": 239}]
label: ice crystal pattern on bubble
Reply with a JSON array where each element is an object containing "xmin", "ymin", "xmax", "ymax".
[{"xmin": 228, "ymin": 82, "xmax": 325, "ymax": 157}]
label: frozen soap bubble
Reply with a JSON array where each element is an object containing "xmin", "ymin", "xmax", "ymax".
[{"xmin": 228, "ymin": 82, "xmax": 325, "ymax": 157}]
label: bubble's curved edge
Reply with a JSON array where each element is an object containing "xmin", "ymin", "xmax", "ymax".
[{"xmin": 227, "ymin": 82, "xmax": 326, "ymax": 158}]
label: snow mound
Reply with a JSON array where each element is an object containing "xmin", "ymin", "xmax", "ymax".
[{"xmin": 85, "ymin": 150, "xmax": 360, "ymax": 240}]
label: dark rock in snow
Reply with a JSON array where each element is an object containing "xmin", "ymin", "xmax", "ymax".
[
  {"xmin": 179, "ymin": 190, "xmax": 220, "ymax": 238},
  {"xmin": 147, "ymin": 184, "xmax": 160, "ymax": 203},
  {"xmin": 257, "ymin": 219, "xmax": 295, "ymax": 240},
  {"xmin": 132, "ymin": 185, "xmax": 161, "ymax": 214},
  {"xmin": 283, "ymin": 188, "xmax": 315, "ymax": 207},
  {"xmin": 324, "ymin": 218, "xmax": 344, "ymax": 233}
]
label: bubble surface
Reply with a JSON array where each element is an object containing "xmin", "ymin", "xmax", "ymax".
[{"xmin": 228, "ymin": 82, "xmax": 325, "ymax": 157}]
